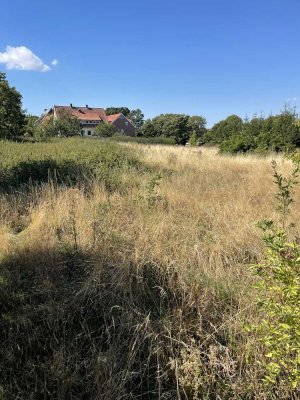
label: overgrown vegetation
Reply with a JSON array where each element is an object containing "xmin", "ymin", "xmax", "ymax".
[
  {"xmin": 1, "ymin": 141, "xmax": 300, "ymax": 398},
  {"xmin": 0, "ymin": 138, "xmax": 144, "ymax": 191}
]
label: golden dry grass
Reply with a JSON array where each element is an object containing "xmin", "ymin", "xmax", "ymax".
[{"xmin": 0, "ymin": 142, "xmax": 299, "ymax": 399}]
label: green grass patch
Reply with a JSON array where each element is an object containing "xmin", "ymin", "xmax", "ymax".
[{"xmin": 0, "ymin": 138, "xmax": 146, "ymax": 191}]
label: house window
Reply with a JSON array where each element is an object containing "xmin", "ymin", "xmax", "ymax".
[
  {"xmin": 125, "ymin": 121, "xmax": 129, "ymax": 126},
  {"xmin": 88, "ymin": 131, "xmax": 92, "ymax": 136}
]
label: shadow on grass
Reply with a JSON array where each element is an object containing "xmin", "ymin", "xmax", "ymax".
[
  {"xmin": 0, "ymin": 245, "xmax": 183, "ymax": 399},
  {"xmin": 0, "ymin": 158, "xmax": 136, "ymax": 194},
  {"xmin": 0, "ymin": 159, "xmax": 91, "ymax": 191}
]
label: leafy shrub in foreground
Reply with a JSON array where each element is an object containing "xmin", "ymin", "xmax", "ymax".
[{"xmin": 250, "ymin": 161, "xmax": 300, "ymax": 390}]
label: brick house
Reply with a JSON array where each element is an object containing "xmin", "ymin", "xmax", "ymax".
[
  {"xmin": 41, "ymin": 104, "xmax": 136, "ymax": 137},
  {"xmin": 106, "ymin": 113, "xmax": 136, "ymax": 136}
]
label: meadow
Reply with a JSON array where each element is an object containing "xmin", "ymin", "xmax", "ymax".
[{"xmin": 0, "ymin": 138, "xmax": 299, "ymax": 399}]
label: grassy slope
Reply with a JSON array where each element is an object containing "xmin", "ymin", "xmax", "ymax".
[{"xmin": 0, "ymin": 139, "xmax": 298, "ymax": 399}]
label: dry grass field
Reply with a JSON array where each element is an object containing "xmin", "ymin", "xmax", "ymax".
[{"xmin": 0, "ymin": 140, "xmax": 299, "ymax": 399}]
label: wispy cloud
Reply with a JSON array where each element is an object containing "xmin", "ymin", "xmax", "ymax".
[
  {"xmin": 0, "ymin": 45, "xmax": 51, "ymax": 72},
  {"xmin": 287, "ymin": 97, "xmax": 298, "ymax": 103},
  {"xmin": 51, "ymin": 59, "xmax": 58, "ymax": 66}
]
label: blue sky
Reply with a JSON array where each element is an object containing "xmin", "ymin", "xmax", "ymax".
[{"xmin": 0, "ymin": 0, "xmax": 300, "ymax": 126}]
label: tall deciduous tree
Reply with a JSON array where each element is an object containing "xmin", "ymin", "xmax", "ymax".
[
  {"xmin": 54, "ymin": 110, "xmax": 81, "ymax": 137},
  {"xmin": 128, "ymin": 108, "xmax": 144, "ymax": 129},
  {"xmin": 139, "ymin": 119, "xmax": 157, "ymax": 137},
  {"xmin": 204, "ymin": 115, "xmax": 243, "ymax": 143},
  {"xmin": 0, "ymin": 72, "xmax": 25, "ymax": 139},
  {"xmin": 187, "ymin": 115, "xmax": 207, "ymax": 137},
  {"xmin": 140, "ymin": 113, "xmax": 206, "ymax": 144}
]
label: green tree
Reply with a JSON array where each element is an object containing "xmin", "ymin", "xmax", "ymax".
[
  {"xmin": 157, "ymin": 114, "xmax": 190, "ymax": 144},
  {"xmin": 140, "ymin": 114, "xmax": 191, "ymax": 144},
  {"xmin": 258, "ymin": 108, "xmax": 300, "ymax": 152},
  {"xmin": 55, "ymin": 110, "xmax": 81, "ymax": 137},
  {"xmin": 206, "ymin": 107, "xmax": 300, "ymax": 154},
  {"xmin": 139, "ymin": 119, "xmax": 157, "ymax": 137},
  {"xmin": 187, "ymin": 115, "xmax": 207, "ymax": 137},
  {"xmin": 34, "ymin": 110, "xmax": 81, "ymax": 139},
  {"xmin": 188, "ymin": 131, "xmax": 198, "ymax": 146},
  {"xmin": 94, "ymin": 122, "xmax": 117, "ymax": 137},
  {"xmin": 24, "ymin": 114, "xmax": 39, "ymax": 137},
  {"xmin": 128, "ymin": 108, "xmax": 144, "ymax": 129},
  {"xmin": 33, "ymin": 116, "xmax": 55, "ymax": 140},
  {"xmin": 204, "ymin": 115, "xmax": 243, "ymax": 144},
  {"xmin": 105, "ymin": 107, "xmax": 131, "ymax": 117},
  {"xmin": 0, "ymin": 72, "xmax": 25, "ymax": 139}
]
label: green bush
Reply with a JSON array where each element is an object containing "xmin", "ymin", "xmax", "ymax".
[
  {"xmin": 219, "ymin": 134, "xmax": 255, "ymax": 154},
  {"xmin": 250, "ymin": 161, "xmax": 300, "ymax": 390},
  {"xmin": 94, "ymin": 123, "xmax": 117, "ymax": 137}
]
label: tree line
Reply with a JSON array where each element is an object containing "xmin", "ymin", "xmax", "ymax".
[
  {"xmin": 1, "ymin": 71, "xmax": 300, "ymax": 153},
  {"xmin": 203, "ymin": 109, "xmax": 300, "ymax": 153}
]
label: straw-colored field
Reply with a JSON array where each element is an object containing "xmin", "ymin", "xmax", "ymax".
[{"xmin": 0, "ymin": 140, "xmax": 298, "ymax": 399}]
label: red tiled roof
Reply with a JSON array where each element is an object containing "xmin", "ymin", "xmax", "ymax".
[
  {"xmin": 54, "ymin": 105, "xmax": 108, "ymax": 122},
  {"xmin": 106, "ymin": 113, "xmax": 121, "ymax": 123}
]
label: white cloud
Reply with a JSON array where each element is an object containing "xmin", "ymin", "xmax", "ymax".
[
  {"xmin": 287, "ymin": 97, "xmax": 298, "ymax": 103},
  {"xmin": 51, "ymin": 59, "xmax": 58, "ymax": 66},
  {"xmin": 0, "ymin": 45, "xmax": 50, "ymax": 72}
]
